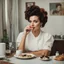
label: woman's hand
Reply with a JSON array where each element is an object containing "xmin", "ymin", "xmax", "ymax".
[
  {"xmin": 41, "ymin": 50, "xmax": 50, "ymax": 56},
  {"xmin": 24, "ymin": 25, "xmax": 33, "ymax": 35}
]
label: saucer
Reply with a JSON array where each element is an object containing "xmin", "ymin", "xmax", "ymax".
[{"xmin": 39, "ymin": 56, "xmax": 51, "ymax": 61}]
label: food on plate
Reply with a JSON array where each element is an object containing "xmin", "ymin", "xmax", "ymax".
[
  {"xmin": 54, "ymin": 54, "xmax": 64, "ymax": 61},
  {"xmin": 19, "ymin": 53, "xmax": 33, "ymax": 58},
  {"xmin": 21, "ymin": 54, "xmax": 32, "ymax": 57},
  {"xmin": 40, "ymin": 56, "xmax": 50, "ymax": 61}
]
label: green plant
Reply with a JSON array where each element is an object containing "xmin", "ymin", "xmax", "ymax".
[{"xmin": 1, "ymin": 29, "xmax": 9, "ymax": 49}]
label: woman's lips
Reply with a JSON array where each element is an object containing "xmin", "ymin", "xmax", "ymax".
[{"xmin": 30, "ymin": 26, "xmax": 35, "ymax": 30}]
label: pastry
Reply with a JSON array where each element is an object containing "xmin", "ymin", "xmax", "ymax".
[
  {"xmin": 19, "ymin": 54, "xmax": 32, "ymax": 58},
  {"xmin": 55, "ymin": 54, "xmax": 64, "ymax": 61}
]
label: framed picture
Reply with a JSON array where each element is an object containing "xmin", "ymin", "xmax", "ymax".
[
  {"xmin": 26, "ymin": 2, "xmax": 35, "ymax": 10},
  {"xmin": 49, "ymin": 2, "xmax": 64, "ymax": 15}
]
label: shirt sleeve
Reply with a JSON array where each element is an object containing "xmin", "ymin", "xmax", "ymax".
[
  {"xmin": 43, "ymin": 34, "xmax": 54, "ymax": 51},
  {"xmin": 16, "ymin": 32, "xmax": 23, "ymax": 47}
]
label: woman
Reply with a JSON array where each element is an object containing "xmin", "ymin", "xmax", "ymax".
[
  {"xmin": 52, "ymin": 3, "xmax": 64, "ymax": 15},
  {"xmin": 16, "ymin": 5, "xmax": 54, "ymax": 57}
]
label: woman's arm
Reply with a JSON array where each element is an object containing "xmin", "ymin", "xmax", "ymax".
[
  {"xmin": 18, "ymin": 33, "xmax": 27, "ymax": 52},
  {"xmin": 18, "ymin": 25, "xmax": 33, "ymax": 52},
  {"xmin": 28, "ymin": 50, "xmax": 50, "ymax": 57}
]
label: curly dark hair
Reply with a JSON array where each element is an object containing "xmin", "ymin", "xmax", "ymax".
[
  {"xmin": 25, "ymin": 5, "xmax": 48, "ymax": 27},
  {"xmin": 56, "ymin": 3, "xmax": 62, "ymax": 8}
]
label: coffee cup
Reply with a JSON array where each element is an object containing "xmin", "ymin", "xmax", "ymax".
[
  {"xmin": 15, "ymin": 50, "xmax": 22, "ymax": 56},
  {"xmin": 0, "ymin": 43, "xmax": 6, "ymax": 57}
]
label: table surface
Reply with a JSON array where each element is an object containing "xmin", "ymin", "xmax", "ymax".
[{"xmin": 8, "ymin": 56, "xmax": 64, "ymax": 64}]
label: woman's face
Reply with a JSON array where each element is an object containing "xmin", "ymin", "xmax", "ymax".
[
  {"xmin": 29, "ymin": 16, "xmax": 41, "ymax": 32},
  {"xmin": 57, "ymin": 6, "xmax": 62, "ymax": 11}
]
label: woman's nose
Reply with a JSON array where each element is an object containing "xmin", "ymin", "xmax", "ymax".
[{"xmin": 31, "ymin": 22, "xmax": 34, "ymax": 26}]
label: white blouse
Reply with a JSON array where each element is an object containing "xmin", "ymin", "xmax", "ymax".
[{"xmin": 16, "ymin": 30, "xmax": 54, "ymax": 51}]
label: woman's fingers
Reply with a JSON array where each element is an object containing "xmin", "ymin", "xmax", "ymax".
[
  {"xmin": 24, "ymin": 25, "xmax": 33, "ymax": 34},
  {"xmin": 41, "ymin": 50, "xmax": 50, "ymax": 57}
]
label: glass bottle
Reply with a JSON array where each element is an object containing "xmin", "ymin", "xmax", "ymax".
[{"xmin": 55, "ymin": 51, "xmax": 59, "ymax": 56}]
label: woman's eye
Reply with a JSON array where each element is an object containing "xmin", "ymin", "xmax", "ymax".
[
  {"xmin": 29, "ymin": 20, "xmax": 38, "ymax": 23},
  {"xmin": 29, "ymin": 20, "xmax": 31, "ymax": 23},
  {"xmin": 34, "ymin": 20, "xmax": 38, "ymax": 23}
]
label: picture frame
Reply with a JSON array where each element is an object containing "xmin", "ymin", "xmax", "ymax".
[
  {"xmin": 49, "ymin": 2, "xmax": 64, "ymax": 15},
  {"xmin": 26, "ymin": 2, "xmax": 35, "ymax": 10}
]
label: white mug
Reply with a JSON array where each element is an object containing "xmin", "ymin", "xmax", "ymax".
[
  {"xmin": 0, "ymin": 43, "xmax": 6, "ymax": 57},
  {"xmin": 15, "ymin": 50, "xmax": 22, "ymax": 56}
]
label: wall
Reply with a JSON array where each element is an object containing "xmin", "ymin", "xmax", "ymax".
[{"xmin": 18, "ymin": 0, "xmax": 64, "ymax": 35}]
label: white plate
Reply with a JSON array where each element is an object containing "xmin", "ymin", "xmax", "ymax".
[{"xmin": 14, "ymin": 53, "xmax": 36, "ymax": 59}]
